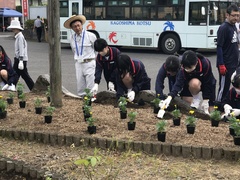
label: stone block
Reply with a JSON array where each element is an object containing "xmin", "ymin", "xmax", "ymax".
[
  {"xmin": 0, "ymin": 159, "xmax": 6, "ymax": 170},
  {"xmin": 192, "ymin": 146, "xmax": 202, "ymax": 159},
  {"xmin": 28, "ymin": 131, "xmax": 35, "ymax": 141},
  {"xmin": 13, "ymin": 130, "xmax": 21, "ymax": 140},
  {"xmin": 57, "ymin": 134, "xmax": 65, "ymax": 146},
  {"xmin": 162, "ymin": 143, "xmax": 172, "ymax": 156},
  {"xmin": 133, "ymin": 141, "xmax": 143, "ymax": 152},
  {"xmin": 142, "ymin": 142, "xmax": 152, "ymax": 154},
  {"xmin": 6, "ymin": 160, "xmax": 14, "ymax": 172},
  {"xmin": 20, "ymin": 131, "xmax": 28, "ymax": 141},
  {"xmin": 49, "ymin": 133, "xmax": 58, "ymax": 146},
  {"xmin": 89, "ymin": 137, "xmax": 97, "ymax": 148},
  {"xmin": 152, "ymin": 142, "xmax": 162, "ymax": 155},
  {"xmin": 43, "ymin": 133, "xmax": 50, "ymax": 144},
  {"xmin": 106, "ymin": 138, "xmax": 116, "ymax": 150},
  {"xmin": 182, "ymin": 145, "xmax": 192, "ymax": 158},
  {"xmin": 212, "ymin": 148, "xmax": 223, "ymax": 160},
  {"xmin": 97, "ymin": 138, "xmax": 107, "ymax": 149},
  {"xmin": 172, "ymin": 144, "xmax": 182, "ymax": 157},
  {"xmin": 65, "ymin": 135, "xmax": 73, "ymax": 146},
  {"xmin": 202, "ymin": 147, "xmax": 212, "ymax": 160},
  {"xmin": 116, "ymin": 140, "xmax": 125, "ymax": 151}
]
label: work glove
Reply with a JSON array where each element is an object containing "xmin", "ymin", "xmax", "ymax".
[
  {"xmin": 221, "ymin": 104, "xmax": 233, "ymax": 119},
  {"xmin": 127, "ymin": 90, "xmax": 135, "ymax": 102},
  {"xmin": 1, "ymin": 84, "xmax": 9, "ymax": 91},
  {"xmin": 18, "ymin": 61, "xmax": 24, "ymax": 70},
  {"xmin": 231, "ymin": 109, "xmax": 240, "ymax": 117},
  {"xmin": 108, "ymin": 81, "xmax": 115, "ymax": 92},
  {"xmin": 218, "ymin": 65, "xmax": 227, "ymax": 75},
  {"xmin": 201, "ymin": 99, "xmax": 209, "ymax": 114},
  {"xmin": 159, "ymin": 96, "xmax": 172, "ymax": 109},
  {"xmin": 91, "ymin": 83, "xmax": 98, "ymax": 95}
]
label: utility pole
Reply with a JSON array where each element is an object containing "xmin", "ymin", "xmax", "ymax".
[{"xmin": 47, "ymin": 0, "xmax": 62, "ymax": 107}]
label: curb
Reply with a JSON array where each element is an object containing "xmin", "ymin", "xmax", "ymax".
[{"xmin": 0, "ymin": 129, "xmax": 240, "ymax": 162}]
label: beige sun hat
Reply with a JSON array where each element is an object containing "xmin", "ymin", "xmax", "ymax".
[
  {"xmin": 7, "ymin": 19, "xmax": 24, "ymax": 30},
  {"xmin": 63, "ymin": 15, "xmax": 86, "ymax": 29}
]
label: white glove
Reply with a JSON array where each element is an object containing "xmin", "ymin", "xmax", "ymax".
[
  {"xmin": 160, "ymin": 96, "xmax": 172, "ymax": 109},
  {"xmin": 231, "ymin": 109, "xmax": 240, "ymax": 117},
  {"xmin": 201, "ymin": 99, "xmax": 209, "ymax": 115},
  {"xmin": 158, "ymin": 100, "xmax": 164, "ymax": 109},
  {"xmin": 127, "ymin": 91, "xmax": 135, "ymax": 102},
  {"xmin": 221, "ymin": 104, "xmax": 233, "ymax": 119},
  {"xmin": 91, "ymin": 83, "xmax": 98, "ymax": 95},
  {"xmin": 2, "ymin": 84, "xmax": 9, "ymax": 91},
  {"xmin": 18, "ymin": 61, "xmax": 24, "ymax": 70},
  {"xmin": 108, "ymin": 81, "xmax": 115, "ymax": 92}
]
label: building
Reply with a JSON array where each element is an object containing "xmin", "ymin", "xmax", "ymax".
[{"xmin": 0, "ymin": 0, "xmax": 16, "ymax": 9}]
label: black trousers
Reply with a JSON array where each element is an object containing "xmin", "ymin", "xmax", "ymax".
[
  {"xmin": 36, "ymin": 27, "xmax": 42, "ymax": 42},
  {"xmin": 13, "ymin": 58, "xmax": 34, "ymax": 90}
]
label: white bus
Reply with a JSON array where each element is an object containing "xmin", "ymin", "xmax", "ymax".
[{"xmin": 59, "ymin": 0, "xmax": 237, "ymax": 54}]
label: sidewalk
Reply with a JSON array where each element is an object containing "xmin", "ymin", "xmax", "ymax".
[{"xmin": 0, "ymin": 31, "xmax": 14, "ymax": 37}]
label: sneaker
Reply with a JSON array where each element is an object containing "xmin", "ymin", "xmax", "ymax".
[
  {"xmin": 191, "ymin": 98, "xmax": 202, "ymax": 109},
  {"xmin": 7, "ymin": 84, "xmax": 16, "ymax": 91}
]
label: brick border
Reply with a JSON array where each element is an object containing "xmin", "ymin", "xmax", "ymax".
[
  {"xmin": 0, "ymin": 155, "xmax": 63, "ymax": 180},
  {"xmin": 1, "ymin": 129, "xmax": 240, "ymax": 162}
]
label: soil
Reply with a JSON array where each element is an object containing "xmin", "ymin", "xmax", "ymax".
[{"xmin": 0, "ymin": 91, "xmax": 240, "ymax": 179}]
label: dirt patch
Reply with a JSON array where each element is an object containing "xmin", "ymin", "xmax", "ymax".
[{"xmin": 0, "ymin": 91, "xmax": 240, "ymax": 179}]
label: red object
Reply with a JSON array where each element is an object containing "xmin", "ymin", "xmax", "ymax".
[
  {"xmin": 218, "ymin": 65, "xmax": 227, "ymax": 75},
  {"xmin": 22, "ymin": 0, "xmax": 28, "ymax": 17}
]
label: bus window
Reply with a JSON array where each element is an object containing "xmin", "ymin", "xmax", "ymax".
[
  {"xmin": 189, "ymin": 2, "xmax": 207, "ymax": 25},
  {"xmin": 60, "ymin": 0, "xmax": 69, "ymax": 17},
  {"xmin": 72, "ymin": 3, "xmax": 79, "ymax": 15}
]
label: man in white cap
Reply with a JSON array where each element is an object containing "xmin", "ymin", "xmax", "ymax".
[
  {"xmin": 64, "ymin": 15, "xmax": 97, "ymax": 97},
  {"xmin": 7, "ymin": 19, "xmax": 34, "ymax": 90}
]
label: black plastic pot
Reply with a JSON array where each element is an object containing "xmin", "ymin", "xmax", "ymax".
[
  {"xmin": 157, "ymin": 132, "xmax": 166, "ymax": 142},
  {"xmin": 127, "ymin": 122, "xmax": 136, "ymax": 130},
  {"xmin": 44, "ymin": 115, "xmax": 52, "ymax": 123},
  {"xmin": 35, "ymin": 107, "xmax": 43, "ymax": 114},
  {"xmin": 88, "ymin": 126, "xmax": 96, "ymax": 134},
  {"xmin": 19, "ymin": 101, "xmax": 26, "ymax": 108}
]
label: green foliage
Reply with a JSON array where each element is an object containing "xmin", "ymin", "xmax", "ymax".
[
  {"xmin": 17, "ymin": 82, "xmax": 24, "ymax": 94},
  {"xmin": 118, "ymin": 96, "xmax": 127, "ymax": 113},
  {"xmin": 83, "ymin": 105, "xmax": 92, "ymax": 115},
  {"xmin": 172, "ymin": 105, "xmax": 181, "ymax": 118},
  {"xmin": 8, "ymin": 92, "xmax": 14, "ymax": 99},
  {"xmin": 128, "ymin": 111, "xmax": 137, "ymax": 123},
  {"xmin": 151, "ymin": 94, "xmax": 161, "ymax": 107},
  {"xmin": 24, "ymin": 19, "xmax": 34, "ymax": 29},
  {"xmin": 0, "ymin": 98, "xmax": 7, "ymax": 112},
  {"xmin": 228, "ymin": 114, "xmax": 238, "ymax": 128},
  {"xmin": 185, "ymin": 110, "xmax": 197, "ymax": 127},
  {"xmin": 86, "ymin": 116, "xmax": 96, "ymax": 127},
  {"xmin": 83, "ymin": 88, "xmax": 92, "ymax": 106},
  {"xmin": 156, "ymin": 120, "xmax": 167, "ymax": 133},
  {"xmin": 74, "ymin": 148, "xmax": 101, "ymax": 180},
  {"xmin": 45, "ymin": 86, "xmax": 50, "ymax": 97},
  {"xmin": 45, "ymin": 106, "xmax": 55, "ymax": 116},
  {"xmin": 34, "ymin": 98, "xmax": 42, "ymax": 107},
  {"xmin": 210, "ymin": 106, "xmax": 221, "ymax": 121},
  {"xmin": 232, "ymin": 121, "xmax": 240, "ymax": 136},
  {"xmin": 19, "ymin": 93, "xmax": 26, "ymax": 101}
]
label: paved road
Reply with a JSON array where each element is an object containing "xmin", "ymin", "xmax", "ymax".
[{"xmin": 0, "ymin": 32, "xmax": 219, "ymax": 96}]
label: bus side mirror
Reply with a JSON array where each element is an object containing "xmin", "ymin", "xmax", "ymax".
[{"xmin": 201, "ymin": 7, "xmax": 206, "ymax": 15}]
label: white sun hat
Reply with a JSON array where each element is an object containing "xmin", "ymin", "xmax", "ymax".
[{"xmin": 7, "ymin": 19, "xmax": 24, "ymax": 30}]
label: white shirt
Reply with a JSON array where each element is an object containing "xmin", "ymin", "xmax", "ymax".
[
  {"xmin": 15, "ymin": 32, "xmax": 28, "ymax": 61},
  {"xmin": 70, "ymin": 29, "xmax": 97, "ymax": 61}
]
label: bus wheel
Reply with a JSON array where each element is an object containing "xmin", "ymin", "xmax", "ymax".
[{"xmin": 161, "ymin": 34, "xmax": 180, "ymax": 54}]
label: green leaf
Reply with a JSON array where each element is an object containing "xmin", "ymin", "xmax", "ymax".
[
  {"xmin": 74, "ymin": 159, "xmax": 89, "ymax": 166},
  {"xmin": 90, "ymin": 157, "xmax": 97, "ymax": 167}
]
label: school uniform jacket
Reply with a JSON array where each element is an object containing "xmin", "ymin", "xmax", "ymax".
[
  {"xmin": 0, "ymin": 54, "xmax": 18, "ymax": 85},
  {"xmin": 222, "ymin": 88, "xmax": 240, "ymax": 109},
  {"xmin": 94, "ymin": 47, "xmax": 120, "ymax": 84},
  {"xmin": 116, "ymin": 59, "xmax": 151, "ymax": 99},
  {"xmin": 155, "ymin": 63, "xmax": 178, "ymax": 100},
  {"xmin": 169, "ymin": 56, "xmax": 215, "ymax": 100}
]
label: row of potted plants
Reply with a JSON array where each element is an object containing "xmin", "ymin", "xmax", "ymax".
[{"xmin": 0, "ymin": 84, "xmax": 55, "ymax": 124}]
